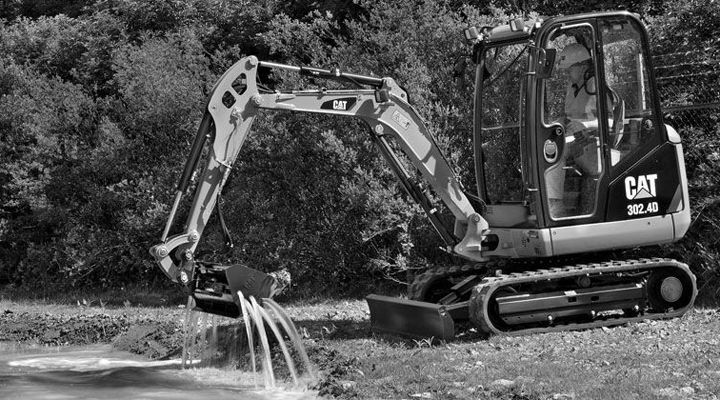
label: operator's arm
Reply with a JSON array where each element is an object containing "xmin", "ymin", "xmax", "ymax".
[
  {"xmin": 563, "ymin": 78, "xmax": 599, "ymax": 137},
  {"xmin": 566, "ymin": 119, "xmax": 597, "ymax": 136}
]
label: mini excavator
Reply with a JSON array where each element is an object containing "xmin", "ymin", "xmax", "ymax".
[{"xmin": 150, "ymin": 11, "xmax": 697, "ymax": 339}]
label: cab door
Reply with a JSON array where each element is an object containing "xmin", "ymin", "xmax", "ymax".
[{"xmin": 536, "ymin": 19, "xmax": 609, "ymax": 226}]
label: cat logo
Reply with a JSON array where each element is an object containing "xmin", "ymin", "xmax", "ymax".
[
  {"xmin": 624, "ymin": 173, "xmax": 658, "ymax": 200},
  {"xmin": 321, "ymin": 97, "xmax": 356, "ymax": 111}
]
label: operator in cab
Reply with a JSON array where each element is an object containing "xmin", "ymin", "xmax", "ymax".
[
  {"xmin": 561, "ymin": 44, "xmax": 599, "ymax": 135},
  {"xmin": 546, "ymin": 43, "xmax": 601, "ymax": 218}
]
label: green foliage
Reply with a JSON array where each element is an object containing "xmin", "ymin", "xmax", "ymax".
[
  {"xmin": 0, "ymin": 0, "xmax": 93, "ymax": 20},
  {"xmin": 111, "ymin": 30, "xmax": 210, "ymax": 148},
  {"xmin": 0, "ymin": 0, "xmax": 718, "ymax": 304},
  {"xmin": 0, "ymin": 11, "xmax": 127, "ymax": 94},
  {"xmin": 644, "ymin": 0, "xmax": 720, "ymax": 303},
  {"xmin": 224, "ymin": 0, "xmax": 505, "ymax": 293},
  {"xmin": 0, "ymin": 9, "xmax": 213, "ymax": 289},
  {"xmin": 0, "ymin": 58, "xmax": 97, "ymax": 285},
  {"xmin": 647, "ymin": 0, "xmax": 720, "ymax": 45},
  {"xmin": 210, "ymin": 115, "xmax": 412, "ymax": 295},
  {"xmin": 676, "ymin": 127, "xmax": 720, "ymax": 304},
  {"xmin": 0, "ymin": 15, "xmax": 86, "ymax": 82}
]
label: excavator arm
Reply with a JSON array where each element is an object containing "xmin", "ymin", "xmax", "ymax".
[{"xmin": 149, "ymin": 56, "xmax": 489, "ymax": 322}]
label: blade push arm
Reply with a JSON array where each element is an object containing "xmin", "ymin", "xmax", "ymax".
[{"xmin": 150, "ymin": 56, "xmax": 489, "ymax": 283}]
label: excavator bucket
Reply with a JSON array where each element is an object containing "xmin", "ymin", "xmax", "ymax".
[
  {"xmin": 366, "ymin": 294, "xmax": 460, "ymax": 340},
  {"xmin": 191, "ymin": 263, "xmax": 278, "ymax": 318}
]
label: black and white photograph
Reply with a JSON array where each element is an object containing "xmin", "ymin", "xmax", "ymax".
[{"xmin": 0, "ymin": 0, "xmax": 718, "ymax": 398}]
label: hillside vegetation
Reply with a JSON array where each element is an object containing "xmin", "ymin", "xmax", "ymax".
[{"xmin": 0, "ymin": 0, "xmax": 718, "ymax": 301}]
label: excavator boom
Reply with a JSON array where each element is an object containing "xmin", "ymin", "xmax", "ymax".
[{"xmin": 149, "ymin": 56, "xmax": 489, "ymax": 332}]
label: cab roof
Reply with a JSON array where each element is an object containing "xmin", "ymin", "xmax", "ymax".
[{"xmin": 481, "ymin": 11, "xmax": 641, "ymax": 45}]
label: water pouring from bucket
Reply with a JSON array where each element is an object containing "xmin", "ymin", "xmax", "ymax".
[{"xmin": 180, "ymin": 281, "xmax": 315, "ymax": 390}]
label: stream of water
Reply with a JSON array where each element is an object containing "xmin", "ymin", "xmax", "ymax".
[{"xmin": 180, "ymin": 293, "xmax": 315, "ymax": 388}]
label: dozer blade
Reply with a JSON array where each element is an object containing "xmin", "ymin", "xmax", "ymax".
[
  {"xmin": 192, "ymin": 263, "xmax": 278, "ymax": 318},
  {"xmin": 366, "ymin": 294, "xmax": 458, "ymax": 340}
]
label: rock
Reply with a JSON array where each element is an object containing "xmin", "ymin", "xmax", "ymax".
[
  {"xmin": 515, "ymin": 376, "xmax": 535, "ymax": 385},
  {"xmin": 42, "ymin": 329, "xmax": 60, "ymax": 341},
  {"xmin": 552, "ymin": 393, "xmax": 575, "ymax": 400},
  {"xmin": 653, "ymin": 388, "xmax": 674, "ymax": 397},
  {"xmin": 112, "ymin": 322, "xmax": 181, "ymax": 359},
  {"xmin": 679, "ymin": 386, "xmax": 695, "ymax": 396},
  {"xmin": 347, "ymin": 368, "xmax": 365, "ymax": 380},
  {"xmin": 489, "ymin": 379, "xmax": 515, "ymax": 389},
  {"xmin": 339, "ymin": 380, "xmax": 356, "ymax": 391},
  {"xmin": 652, "ymin": 386, "xmax": 695, "ymax": 398}
]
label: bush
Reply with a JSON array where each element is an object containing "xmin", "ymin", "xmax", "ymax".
[
  {"xmin": 0, "ymin": 59, "xmax": 97, "ymax": 285},
  {"xmin": 1, "ymin": 1, "xmax": 718, "ymax": 305},
  {"xmin": 0, "ymin": 14, "xmax": 214, "ymax": 289},
  {"xmin": 645, "ymin": 0, "xmax": 720, "ymax": 304}
]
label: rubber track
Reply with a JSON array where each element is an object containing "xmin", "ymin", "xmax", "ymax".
[
  {"xmin": 408, "ymin": 254, "xmax": 595, "ymax": 300},
  {"xmin": 468, "ymin": 258, "xmax": 697, "ymax": 335}
]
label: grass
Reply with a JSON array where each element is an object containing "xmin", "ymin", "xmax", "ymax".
[
  {"xmin": 284, "ymin": 304, "xmax": 720, "ymax": 399},
  {"xmin": 0, "ymin": 283, "xmax": 188, "ymax": 309},
  {"xmin": 2, "ymin": 288, "xmax": 719, "ymax": 399}
]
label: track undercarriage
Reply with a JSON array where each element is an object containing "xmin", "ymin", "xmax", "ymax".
[
  {"xmin": 182, "ymin": 258, "xmax": 696, "ymax": 340},
  {"xmin": 367, "ymin": 258, "xmax": 697, "ymax": 339}
]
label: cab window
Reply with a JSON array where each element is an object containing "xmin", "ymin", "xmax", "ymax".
[
  {"xmin": 599, "ymin": 18, "xmax": 657, "ymax": 168},
  {"xmin": 541, "ymin": 25, "xmax": 603, "ymax": 219}
]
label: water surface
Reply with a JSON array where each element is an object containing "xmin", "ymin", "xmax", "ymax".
[{"xmin": 0, "ymin": 343, "xmax": 316, "ymax": 400}]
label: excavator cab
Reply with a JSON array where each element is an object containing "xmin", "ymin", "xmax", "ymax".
[{"xmin": 472, "ymin": 12, "xmax": 690, "ymax": 252}]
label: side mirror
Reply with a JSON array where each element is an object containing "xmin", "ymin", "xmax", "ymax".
[
  {"xmin": 509, "ymin": 18, "xmax": 526, "ymax": 32},
  {"xmin": 536, "ymin": 48, "xmax": 556, "ymax": 79},
  {"xmin": 464, "ymin": 27, "xmax": 480, "ymax": 42}
]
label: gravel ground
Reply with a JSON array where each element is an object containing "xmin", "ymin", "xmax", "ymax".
[{"xmin": 1, "ymin": 299, "xmax": 719, "ymax": 399}]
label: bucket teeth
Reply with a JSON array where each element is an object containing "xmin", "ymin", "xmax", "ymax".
[
  {"xmin": 224, "ymin": 265, "xmax": 278, "ymax": 301},
  {"xmin": 191, "ymin": 264, "xmax": 280, "ymax": 318}
]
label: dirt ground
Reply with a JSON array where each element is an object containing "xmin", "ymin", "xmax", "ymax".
[{"xmin": 1, "ymin": 298, "xmax": 719, "ymax": 399}]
